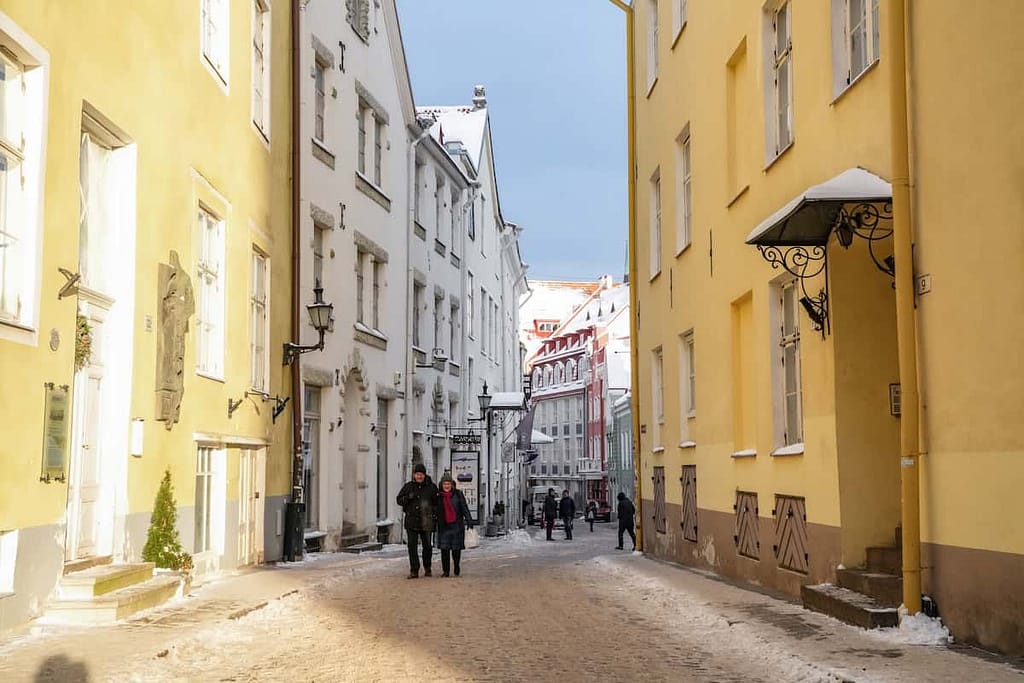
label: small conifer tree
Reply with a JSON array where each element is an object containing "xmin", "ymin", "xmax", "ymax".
[{"xmin": 142, "ymin": 469, "xmax": 191, "ymax": 570}]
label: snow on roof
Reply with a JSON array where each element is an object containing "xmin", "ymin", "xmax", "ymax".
[
  {"xmin": 489, "ymin": 392, "xmax": 525, "ymax": 409},
  {"xmin": 417, "ymin": 105, "xmax": 488, "ymax": 168}
]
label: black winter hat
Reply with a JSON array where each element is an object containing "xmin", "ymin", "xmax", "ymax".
[{"xmin": 413, "ymin": 463, "xmax": 427, "ymax": 474}]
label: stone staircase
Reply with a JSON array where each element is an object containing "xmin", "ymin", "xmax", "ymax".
[
  {"xmin": 802, "ymin": 528, "xmax": 903, "ymax": 629},
  {"xmin": 44, "ymin": 558, "xmax": 183, "ymax": 625},
  {"xmin": 338, "ymin": 532, "xmax": 381, "ymax": 554}
]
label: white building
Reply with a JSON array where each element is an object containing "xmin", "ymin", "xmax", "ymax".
[
  {"xmin": 296, "ymin": 0, "xmax": 414, "ymax": 549},
  {"xmin": 417, "ymin": 88, "xmax": 529, "ymax": 524}
]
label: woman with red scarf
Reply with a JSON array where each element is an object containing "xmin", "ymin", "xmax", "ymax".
[{"xmin": 435, "ymin": 474, "xmax": 473, "ymax": 577}]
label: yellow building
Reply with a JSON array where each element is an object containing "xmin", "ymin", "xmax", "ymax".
[
  {"xmin": 631, "ymin": 0, "xmax": 1024, "ymax": 654},
  {"xmin": 0, "ymin": 0, "xmax": 293, "ymax": 630}
]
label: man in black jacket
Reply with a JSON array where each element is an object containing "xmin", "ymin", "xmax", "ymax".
[
  {"xmin": 616, "ymin": 491, "xmax": 636, "ymax": 550},
  {"xmin": 559, "ymin": 490, "xmax": 576, "ymax": 540},
  {"xmin": 396, "ymin": 463, "xmax": 438, "ymax": 578},
  {"xmin": 542, "ymin": 488, "xmax": 558, "ymax": 541}
]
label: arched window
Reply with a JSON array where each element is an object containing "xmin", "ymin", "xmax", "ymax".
[
  {"xmin": 567, "ymin": 359, "xmax": 577, "ymax": 382},
  {"xmin": 544, "ymin": 365, "xmax": 553, "ymax": 386},
  {"xmin": 555, "ymin": 362, "xmax": 565, "ymax": 384},
  {"xmin": 533, "ymin": 367, "xmax": 542, "ymax": 389}
]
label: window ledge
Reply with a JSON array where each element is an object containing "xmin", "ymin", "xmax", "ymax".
[
  {"xmin": 355, "ymin": 172, "xmax": 391, "ymax": 212},
  {"xmin": 764, "ymin": 140, "xmax": 795, "ymax": 172},
  {"xmin": 771, "ymin": 443, "xmax": 805, "ymax": 457},
  {"xmin": 196, "ymin": 370, "xmax": 226, "ymax": 384},
  {"xmin": 678, "ymin": 441, "xmax": 696, "ymax": 449},
  {"xmin": 726, "ymin": 184, "xmax": 750, "ymax": 209},
  {"xmin": 0, "ymin": 592, "xmax": 14, "ymax": 601},
  {"xmin": 674, "ymin": 241, "xmax": 692, "ymax": 258},
  {"xmin": 0, "ymin": 318, "xmax": 38, "ymax": 346},
  {"xmin": 731, "ymin": 449, "xmax": 757, "ymax": 459},
  {"xmin": 413, "ymin": 221, "xmax": 427, "ymax": 241},
  {"xmin": 652, "ymin": 446, "xmax": 666, "ymax": 454},
  {"xmin": 670, "ymin": 21, "xmax": 687, "ymax": 50},
  {"xmin": 354, "ymin": 324, "xmax": 388, "ymax": 350},
  {"xmin": 831, "ymin": 59, "xmax": 881, "ymax": 107},
  {"xmin": 311, "ymin": 138, "xmax": 335, "ymax": 169},
  {"xmin": 649, "ymin": 269, "xmax": 662, "ymax": 283},
  {"xmin": 645, "ymin": 76, "xmax": 659, "ymax": 99}
]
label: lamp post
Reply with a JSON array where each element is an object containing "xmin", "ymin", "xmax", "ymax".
[
  {"xmin": 477, "ymin": 382, "xmax": 492, "ymax": 525},
  {"xmin": 282, "ymin": 284, "xmax": 333, "ymax": 562}
]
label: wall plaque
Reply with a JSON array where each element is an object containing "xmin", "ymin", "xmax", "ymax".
[{"xmin": 41, "ymin": 383, "xmax": 70, "ymax": 482}]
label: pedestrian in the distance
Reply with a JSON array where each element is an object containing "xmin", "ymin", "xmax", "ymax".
[
  {"xmin": 616, "ymin": 491, "xmax": 636, "ymax": 550},
  {"xmin": 435, "ymin": 473, "xmax": 473, "ymax": 577},
  {"xmin": 396, "ymin": 463, "xmax": 438, "ymax": 578},
  {"xmin": 559, "ymin": 490, "xmax": 576, "ymax": 540},
  {"xmin": 586, "ymin": 500, "xmax": 598, "ymax": 533},
  {"xmin": 543, "ymin": 488, "xmax": 558, "ymax": 541}
]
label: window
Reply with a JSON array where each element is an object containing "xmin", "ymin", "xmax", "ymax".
[
  {"xmin": 357, "ymin": 101, "xmax": 368, "ymax": 175},
  {"xmin": 314, "ymin": 61, "xmax": 326, "ymax": 142},
  {"xmin": 832, "ymin": 0, "xmax": 879, "ymax": 96},
  {"xmin": 450, "ymin": 188, "xmax": 459, "ymax": 249},
  {"xmin": 0, "ymin": 53, "xmax": 26, "ymax": 324},
  {"xmin": 466, "ymin": 273, "xmax": 475, "ymax": 337},
  {"xmin": 201, "ymin": 0, "xmax": 230, "ymax": 83},
  {"xmin": 770, "ymin": 1, "xmax": 793, "ymax": 156},
  {"xmin": 373, "ymin": 116, "xmax": 383, "ymax": 186},
  {"xmin": 346, "ymin": 0, "xmax": 370, "ymax": 41},
  {"xmin": 468, "ymin": 197, "xmax": 476, "ymax": 240},
  {"xmin": 652, "ymin": 347, "xmax": 664, "ymax": 448},
  {"xmin": 433, "ymin": 294, "xmax": 443, "ymax": 352},
  {"xmin": 650, "ymin": 171, "xmax": 662, "ymax": 277},
  {"xmin": 414, "ymin": 160, "xmax": 423, "ymax": 223},
  {"xmin": 435, "ymin": 176, "xmax": 445, "ymax": 243},
  {"xmin": 252, "ymin": 0, "xmax": 271, "ymax": 137},
  {"xmin": 302, "ymin": 386, "xmax": 321, "ymax": 530},
  {"xmin": 355, "ymin": 250, "xmax": 365, "ymax": 324},
  {"xmin": 673, "ymin": 0, "xmax": 688, "ymax": 39},
  {"xmin": 195, "ymin": 447, "xmax": 215, "ymax": 553},
  {"xmin": 647, "ymin": 0, "xmax": 659, "ymax": 87},
  {"xmin": 78, "ymin": 132, "xmax": 114, "ymax": 294},
  {"xmin": 479, "ymin": 287, "xmax": 487, "ymax": 354},
  {"xmin": 250, "ymin": 250, "xmax": 269, "ymax": 392},
  {"xmin": 371, "ymin": 259, "xmax": 382, "ymax": 330},
  {"xmin": 779, "ymin": 281, "xmax": 803, "ymax": 445},
  {"xmin": 679, "ymin": 331, "xmax": 695, "ymax": 439},
  {"xmin": 676, "ymin": 131, "xmax": 691, "ymax": 252},
  {"xmin": 196, "ymin": 207, "xmax": 225, "ymax": 377},
  {"xmin": 413, "ymin": 283, "xmax": 424, "ymax": 347},
  {"xmin": 449, "ymin": 301, "xmax": 459, "ymax": 362},
  {"xmin": 312, "ymin": 224, "xmax": 325, "ymax": 286}
]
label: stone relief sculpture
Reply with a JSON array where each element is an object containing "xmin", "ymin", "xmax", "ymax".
[{"xmin": 155, "ymin": 250, "xmax": 194, "ymax": 430}]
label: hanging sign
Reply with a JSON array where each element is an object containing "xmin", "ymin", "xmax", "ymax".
[
  {"xmin": 450, "ymin": 429, "xmax": 482, "ymax": 452},
  {"xmin": 451, "ymin": 451, "xmax": 480, "ymax": 522}
]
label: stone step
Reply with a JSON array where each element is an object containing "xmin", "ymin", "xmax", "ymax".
[
  {"xmin": 801, "ymin": 583, "xmax": 899, "ymax": 629},
  {"xmin": 339, "ymin": 542, "xmax": 383, "ymax": 554},
  {"xmin": 836, "ymin": 568, "xmax": 903, "ymax": 607},
  {"xmin": 866, "ymin": 545, "xmax": 902, "ymax": 574},
  {"xmin": 45, "ymin": 574, "xmax": 182, "ymax": 625},
  {"xmin": 62, "ymin": 555, "xmax": 113, "ymax": 576},
  {"xmin": 58, "ymin": 562, "xmax": 156, "ymax": 600},
  {"xmin": 338, "ymin": 533, "xmax": 370, "ymax": 549}
]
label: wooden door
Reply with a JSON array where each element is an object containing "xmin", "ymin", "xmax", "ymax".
[{"xmin": 238, "ymin": 449, "xmax": 264, "ymax": 566}]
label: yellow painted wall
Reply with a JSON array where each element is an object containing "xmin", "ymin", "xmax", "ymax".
[
  {"xmin": 910, "ymin": 2, "xmax": 1024, "ymax": 555},
  {"xmin": 634, "ymin": 0, "xmax": 899, "ymax": 550},
  {"xmin": 0, "ymin": 0, "xmax": 293, "ymax": 535}
]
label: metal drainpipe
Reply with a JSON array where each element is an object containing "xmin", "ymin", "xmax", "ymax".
[
  {"xmin": 285, "ymin": 0, "xmax": 306, "ymax": 562},
  {"xmin": 887, "ymin": 0, "xmax": 922, "ymax": 617},
  {"xmin": 607, "ymin": 0, "xmax": 640, "ymax": 552}
]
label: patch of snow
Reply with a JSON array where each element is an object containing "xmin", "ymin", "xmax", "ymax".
[
  {"xmin": 869, "ymin": 607, "xmax": 953, "ymax": 646},
  {"xmin": 631, "ymin": 550, "xmax": 643, "ymax": 557},
  {"xmin": 836, "ymin": 564, "xmax": 846, "ymax": 570},
  {"xmin": 374, "ymin": 518, "xmax": 396, "ymax": 526},
  {"xmin": 503, "ymin": 529, "xmax": 533, "ymax": 546}
]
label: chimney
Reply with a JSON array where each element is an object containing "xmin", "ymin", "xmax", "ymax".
[{"xmin": 473, "ymin": 85, "xmax": 487, "ymax": 110}]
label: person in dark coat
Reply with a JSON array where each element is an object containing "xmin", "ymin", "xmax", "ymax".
[
  {"xmin": 396, "ymin": 463, "xmax": 438, "ymax": 578},
  {"xmin": 616, "ymin": 491, "xmax": 636, "ymax": 550},
  {"xmin": 585, "ymin": 500, "xmax": 598, "ymax": 533},
  {"xmin": 559, "ymin": 490, "xmax": 576, "ymax": 540},
  {"xmin": 435, "ymin": 473, "xmax": 473, "ymax": 577},
  {"xmin": 542, "ymin": 488, "xmax": 558, "ymax": 541}
]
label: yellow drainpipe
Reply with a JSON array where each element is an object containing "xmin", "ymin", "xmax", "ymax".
[
  {"xmin": 886, "ymin": 0, "xmax": 921, "ymax": 616},
  {"xmin": 607, "ymin": 0, "xmax": 641, "ymax": 552}
]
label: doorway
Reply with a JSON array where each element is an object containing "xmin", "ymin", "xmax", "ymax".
[{"xmin": 238, "ymin": 448, "xmax": 266, "ymax": 566}]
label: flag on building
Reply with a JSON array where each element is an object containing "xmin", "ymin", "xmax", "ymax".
[{"xmin": 515, "ymin": 405, "xmax": 536, "ymax": 451}]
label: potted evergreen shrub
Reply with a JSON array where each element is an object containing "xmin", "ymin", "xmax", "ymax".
[{"xmin": 142, "ymin": 469, "xmax": 193, "ymax": 591}]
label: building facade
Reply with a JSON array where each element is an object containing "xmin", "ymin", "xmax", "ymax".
[
  {"xmin": 631, "ymin": 0, "xmax": 1024, "ymax": 654},
  {"xmin": 0, "ymin": 0, "xmax": 293, "ymax": 631}
]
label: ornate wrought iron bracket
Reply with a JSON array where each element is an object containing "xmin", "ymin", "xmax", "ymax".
[
  {"xmin": 756, "ymin": 244, "xmax": 830, "ymax": 338},
  {"xmin": 833, "ymin": 201, "xmax": 895, "ymax": 278}
]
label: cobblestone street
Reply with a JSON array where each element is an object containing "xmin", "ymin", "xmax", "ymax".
[{"xmin": 2, "ymin": 525, "xmax": 1022, "ymax": 682}]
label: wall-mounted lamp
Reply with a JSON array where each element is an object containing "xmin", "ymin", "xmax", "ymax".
[
  {"xmin": 57, "ymin": 267, "xmax": 81, "ymax": 299},
  {"xmin": 283, "ymin": 283, "xmax": 333, "ymax": 365},
  {"xmin": 228, "ymin": 396, "xmax": 245, "ymax": 418}
]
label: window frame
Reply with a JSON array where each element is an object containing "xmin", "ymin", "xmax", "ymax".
[
  {"xmin": 771, "ymin": 1, "xmax": 794, "ymax": 156},
  {"xmin": 201, "ymin": 0, "xmax": 230, "ymax": 86},
  {"xmin": 355, "ymin": 249, "xmax": 365, "ymax": 324},
  {"xmin": 647, "ymin": 0, "xmax": 659, "ymax": 89},
  {"xmin": 649, "ymin": 169, "xmax": 662, "ymax": 278},
  {"xmin": 676, "ymin": 131, "xmax": 692, "ymax": 253},
  {"xmin": 371, "ymin": 257, "xmax": 381, "ymax": 330},
  {"xmin": 673, "ymin": 0, "xmax": 688, "ymax": 42},
  {"xmin": 196, "ymin": 205, "xmax": 225, "ymax": 379},
  {"xmin": 314, "ymin": 59, "xmax": 326, "ymax": 143},
  {"xmin": 250, "ymin": 248, "xmax": 269, "ymax": 393},
  {"xmin": 251, "ymin": 0, "xmax": 271, "ymax": 140},
  {"xmin": 652, "ymin": 346, "xmax": 664, "ymax": 449},
  {"xmin": 778, "ymin": 280, "xmax": 804, "ymax": 446},
  {"xmin": 194, "ymin": 446, "xmax": 215, "ymax": 554}
]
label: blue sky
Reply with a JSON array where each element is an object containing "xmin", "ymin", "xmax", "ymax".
[{"xmin": 395, "ymin": 0, "xmax": 628, "ymax": 282}]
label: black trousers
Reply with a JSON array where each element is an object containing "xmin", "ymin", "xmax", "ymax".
[
  {"xmin": 407, "ymin": 529, "xmax": 432, "ymax": 572},
  {"xmin": 618, "ymin": 522, "xmax": 636, "ymax": 548},
  {"xmin": 440, "ymin": 548, "xmax": 462, "ymax": 575},
  {"xmin": 561, "ymin": 516, "xmax": 573, "ymax": 540},
  {"xmin": 545, "ymin": 517, "xmax": 555, "ymax": 540}
]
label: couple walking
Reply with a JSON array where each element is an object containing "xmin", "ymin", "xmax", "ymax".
[{"xmin": 396, "ymin": 463, "xmax": 473, "ymax": 579}]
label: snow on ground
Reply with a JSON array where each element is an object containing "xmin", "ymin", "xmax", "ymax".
[
  {"xmin": 868, "ymin": 607, "xmax": 953, "ymax": 646},
  {"xmin": 502, "ymin": 529, "xmax": 533, "ymax": 546}
]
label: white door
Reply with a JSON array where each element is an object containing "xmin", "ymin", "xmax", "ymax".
[
  {"xmin": 67, "ymin": 313, "xmax": 105, "ymax": 561},
  {"xmin": 238, "ymin": 449, "xmax": 266, "ymax": 566}
]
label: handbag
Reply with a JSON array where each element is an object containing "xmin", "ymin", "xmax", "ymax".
[{"xmin": 464, "ymin": 526, "xmax": 480, "ymax": 549}]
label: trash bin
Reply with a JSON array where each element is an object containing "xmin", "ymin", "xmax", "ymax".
[{"xmin": 375, "ymin": 522, "xmax": 393, "ymax": 544}]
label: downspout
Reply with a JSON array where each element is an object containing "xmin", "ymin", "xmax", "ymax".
[
  {"xmin": 608, "ymin": 0, "xmax": 640, "ymax": 552},
  {"xmin": 887, "ymin": 0, "xmax": 921, "ymax": 616},
  {"xmin": 286, "ymin": 0, "xmax": 306, "ymax": 562}
]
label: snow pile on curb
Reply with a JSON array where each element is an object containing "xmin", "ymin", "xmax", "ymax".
[
  {"xmin": 503, "ymin": 529, "xmax": 533, "ymax": 546},
  {"xmin": 871, "ymin": 607, "xmax": 953, "ymax": 646}
]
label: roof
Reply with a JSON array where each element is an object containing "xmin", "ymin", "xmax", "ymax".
[
  {"xmin": 489, "ymin": 392, "xmax": 525, "ymax": 410},
  {"xmin": 418, "ymin": 105, "xmax": 489, "ymax": 169},
  {"xmin": 746, "ymin": 168, "xmax": 892, "ymax": 245}
]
